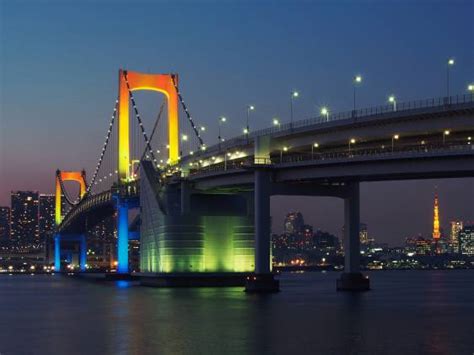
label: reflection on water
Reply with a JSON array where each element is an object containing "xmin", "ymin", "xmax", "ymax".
[{"xmin": 0, "ymin": 271, "xmax": 472, "ymax": 355}]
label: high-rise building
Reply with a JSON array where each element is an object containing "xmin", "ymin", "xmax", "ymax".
[
  {"xmin": 432, "ymin": 193, "xmax": 441, "ymax": 240},
  {"xmin": 284, "ymin": 212, "xmax": 305, "ymax": 235},
  {"xmin": 450, "ymin": 220, "xmax": 463, "ymax": 252},
  {"xmin": 459, "ymin": 225, "xmax": 474, "ymax": 256},
  {"xmin": 39, "ymin": 194, "xmax": 55, "ymax": 244},
  {"xmin": 0, "ymin": 207, "xmax": 10, "ymax": 246},
  {"xmin": 10, "ymin": 191, "xmax": 39, "ymax": 249}
]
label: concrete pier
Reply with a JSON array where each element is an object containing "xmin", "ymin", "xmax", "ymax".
[
  {"xmin": 337, "ymin": 182, "xmax": 370, "ymax": 291},
  {"xmin": 245, "ymin": 168, "xmax": 279, "ymax": 292}
]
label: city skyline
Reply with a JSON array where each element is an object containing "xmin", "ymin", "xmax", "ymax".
[{"xmin": 1, "ymin": 1, "xmax": 473, "ymax": 246}]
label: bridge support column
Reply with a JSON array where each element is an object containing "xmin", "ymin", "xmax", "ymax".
[
  {"xmin": 80, "ymin": 234, "xmax": 87, "ymax": 272},
  {"xmin": 337, "ymin": 182, "xmax": 370, "ymax": 291},
  {"xmin": 117, "ymin": 199, "xmax": 129, "ymax": 274},
  {"xmin": 245, "ymin": 169, "xmax": 279, "ymax": 293},
  {"xmin": 54, "ymin": 233, "xmax": 61, "ymax": 272}
]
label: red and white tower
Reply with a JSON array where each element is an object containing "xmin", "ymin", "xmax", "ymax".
[{"xmin": 432, "ymin": 193, "xmax": 441, "ymax": 240}]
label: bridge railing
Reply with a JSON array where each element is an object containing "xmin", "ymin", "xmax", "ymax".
[
  {"xmin": 192, "ymin": 93, "xmax": 474, "ymax": 157},
  {"xmin": 189, "ymin": 140, "xmax": 473, "ymax": 177}
]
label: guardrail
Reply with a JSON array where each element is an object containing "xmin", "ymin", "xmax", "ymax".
[
  {"xmin": 187, "ymin": 93, "xmax": 474, "ymax": 158},
  {"xmin": 189, "ymin": 141, "xmax": 473, "ymax": 177}
]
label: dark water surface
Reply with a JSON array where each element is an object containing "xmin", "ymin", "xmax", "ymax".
[{"xmin": 0, "ymin": 271, "xmax": 472, "ymax": 355}]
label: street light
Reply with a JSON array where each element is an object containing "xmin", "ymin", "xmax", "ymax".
[
  {"xmin": 353, "ymin": 75, "xmax": 362, "ymax": 111},
  {"xmin": 447, "ymin": 58, "xmax": 455, "ymax": 98},
  {"xmin": 218, "ymin": 116, "xmax": 227, "ymax": 150},
  {"xmin": 311, "ymin": 142, "xmax": 319, "ymax": 159},
  {"xmin": 273, "ymin": 118, "xmax": 281, "ymax": 129},
  {"xmin": 200, "ymin": 126, "xmax": 206, "ymax": 132},
  {"xmin": 443, "ymin": 130, "xmax": 450, "ymax": 144},
  {"xmin": 246, "ymin": 105, "xmax": 254, "ymax": 136},
  {"xmin": 181, "ymin": 134, "xmax": 188, "ymax": 141},
  {"xmin": 391, "ymin": 134, "xmax": 399, "ymax": 152},
  {"xmin": 468, "ymin": 84, "xmax": 474, "ymax": 92},
  {"xmin": 320, "ymin": 107, "xmax": 329, "ymax": 121},
  {"xmin": 290, "ymin": 91, "xmax": 299, "ymax": 127},
  {"xmin": 280, "ymin": 146, "xmax": 288, "ymax": 163},
  {"xmin": 349, "ymin": 138, "xmax": 356, "ymax": 154},
  {"xmin": 388, "ymin": 95, "xmax": 397, "ymax": 111}
]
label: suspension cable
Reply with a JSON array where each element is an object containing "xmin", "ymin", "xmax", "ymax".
[
  {"xmin": 86, "ymin": 98, "xmax": 119, "ymax": 195},
  {"xmin": 170, "ymin": 74, "xmax": 205, "ymax": 148},
  {"xmin": 134, "ymin": 101, "xmax": 165, "ymax": 175}
]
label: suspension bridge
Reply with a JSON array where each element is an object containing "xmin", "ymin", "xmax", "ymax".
[{"xmin": 54, "ymin": 69, "xmax": 474, "ymax": 291}]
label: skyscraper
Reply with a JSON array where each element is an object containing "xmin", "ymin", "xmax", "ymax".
[
  {"xmin": 39, "ymin": 194, "xmax": 55, "ymax": 244},
  {"xmin": 10, "ymin": 191, "xmax": 40, "ymax": 249},
  {"xmin": 432, "ymin": 193, "xmax": 441, "ymax": 240},
  {"xmin": 450, "ymin": 220, "xmax": 463, "ymax": 252},
  {"xmin": 459, "ymin": 226, "xmax": 474, "ymax": 256},
  {"xmin": 0, "ymin": 207, "xmax": 10, "ymax": 247},
  {"xmin": 284, "ymin": 212, "xmax": 305, "ymax": 235}
]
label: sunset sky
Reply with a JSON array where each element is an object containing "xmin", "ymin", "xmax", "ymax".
[{"xmin": 1, "ymin": 0, "xmax": 473, "ymax": 244}]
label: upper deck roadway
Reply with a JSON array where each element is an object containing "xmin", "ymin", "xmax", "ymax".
[{"xmin": 58, "ymin": 94, "xmax": 474, "ymax": 232}]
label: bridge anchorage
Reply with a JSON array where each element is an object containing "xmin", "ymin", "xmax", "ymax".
[{"xmin": 55, "ymin": 68, "xmax": 474, "ymax": 292}]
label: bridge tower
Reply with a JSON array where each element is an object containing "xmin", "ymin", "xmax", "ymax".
[
  {"xmin": 54, "ymin": 170, "xmax": 88, "ymax": 272},
  {"xmin": 118, "ymin": 69, "xmax": 180, "ymax": 182},
  {"xmin": 115, "ymin": 70, "xmax": 180, "ymax": 273}
]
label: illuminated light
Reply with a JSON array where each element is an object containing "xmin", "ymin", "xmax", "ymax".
[
  {"xmin": 421, "ymin": 140, "xmax": 426, "ymax": 145},
  {"xmin": 211, "ymin": 156, "xmax": 216, "ymax": 160},
  {"xmin": 220, "ymin": 116, "xmax": 227, "ymax": 123},
  {"xmin": 393, "ymin": 134, "xmax": 399, "ymax": 140},
  {"xmin": 117, "ymin": 202, "xmax": 129, "ymax": 273},
  {"xmin": 388, "ymin": 95, "xmax": 396, "ymax": 103},
  {"xmin": 448, "ymin": 58, "xmax": 455, "ymax": 65},
  {"xmin": 292, "ymin": 91, "xmax": 299, "ymax": 97},
  {"xmin": 166, "ymin": 144, "xmax": 170, "ymax": 149},
  {"xmin": 432, "ymin": 193, "xmax": 441, "ymax": 239},
  {"xmin": 444, "ymin": 130, "xmax": 450, "ymax": 135},
  {"xmin": 468, "ymin": 84, "xmax": 474, "ymax": 92},
  {"xmin": 243, "ymin": 128, "xmax": 249, "ymax": 134},
  {"xmin": 273, "ymin": 118, "xmax": 280, "ymax": 126},
  {"xmin": 181, "ymin": 134, "xmax": 188, "ymax": 141},
  {"xmin": 468, "ymin": 137, "xmax": 472, "ymax": 141},
  {"xmin": 350, "ymin": 138, "xmax": 356, "ymax": 144},
  {"xmin": 227, "ymin": 152, "xmax": 232, "ymax": 157},
  {"xmin": 320, "ymin": 107, "xmax": 329, "ymax": 115},
  {"xmin": 283, "ymin": 146, "xmax": 288, "ymax": 152},
  {"xmin": 354, "ymin": 75, "xmax": 362, "ymax": 83},
  {"xmin": 200, "ymin": 126, "xmax": 206, "ymax": 131},
  {"xmin": 190, "ymin": 151, "xmax": 194, "ymax": 155},
  {"xmin": 249, "ymin": 105, "xmax": 255, "ymax": 110},
  {"xmin": 313, "ymin": 143, "xmax": 319, "ymax": 148}
]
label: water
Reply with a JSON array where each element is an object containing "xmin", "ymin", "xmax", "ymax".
[{"xmin": 0, "ymin": 271, "xmax": 472, "ymax": 355}]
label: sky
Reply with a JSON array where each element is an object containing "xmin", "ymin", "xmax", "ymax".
[{"xmin": 0, "ymin": 0, "xmax": 473, "ymax": 245}]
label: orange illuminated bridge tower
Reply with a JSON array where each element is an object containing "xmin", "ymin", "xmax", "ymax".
[{"xmin": 118, "ymin": 69, "xmax": 180, "ymax": 183}]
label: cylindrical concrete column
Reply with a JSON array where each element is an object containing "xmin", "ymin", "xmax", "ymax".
[
  {"xmin": 254, "ymin": 169, "xmax": 271, "ymax": 274},
  {"xmin": 344, "ymin": 182, "xmax": 360, "ymax": 273}
]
